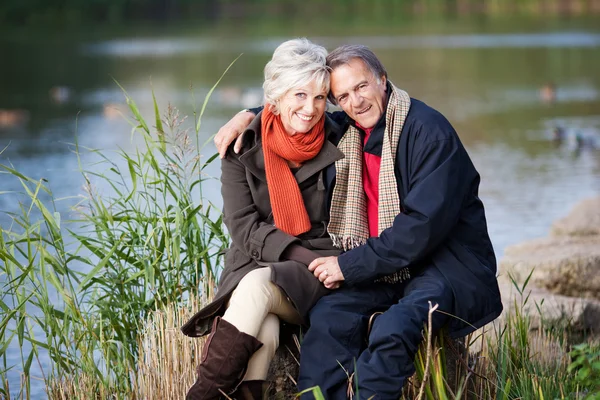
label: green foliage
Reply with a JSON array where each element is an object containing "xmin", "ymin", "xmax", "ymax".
[
  {"xmin": 487, "ymin": 272, "xmax": 578, "ymax": 400},
  {"xmin": 296, "ymin": 386, "xmax": 325, "ymax": 400},
  {"xmin": 0, "ymin": 67, "xmax": 233, "ymax": 397},
  {"xmin": 568, "ymin": 343, "xmax": 600, "ymax": 399},
  {"xmin": 0, "ymin": 0, "xmax": 598, "ymax": 27}
]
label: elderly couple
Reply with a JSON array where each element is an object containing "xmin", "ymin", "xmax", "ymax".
[{"xmin": 181, "ymin": 38, "xmax": 502, "ymax": 400}]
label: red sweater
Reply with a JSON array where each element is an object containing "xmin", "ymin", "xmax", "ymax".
[{"xmin": 361, "ymin": 126, "xmax": 382, "ymax": 238}]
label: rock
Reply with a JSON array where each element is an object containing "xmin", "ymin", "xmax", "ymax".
[
  {"xmin": 468, "ymin": 281, "xmax": 600, "ymax": 355},
  {"xmin": 497, "ymin": 281, "xmax": 600, "ymax": 333},
  {"xmin": 500, "ymin": 236, "xmax": 600, "ymax": 300},
  {"xmin": 436, "ymin": 336, "xmax": 467, "ymax": 392},
  {"xmin": 551, "ymin": 197, "xmax": 600, "ymax": 237},
  {"xmin": 267, "ymin": 323, "xmax": 301, "ymax": 399}
]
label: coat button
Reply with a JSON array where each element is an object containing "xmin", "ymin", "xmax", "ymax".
[{"xmin": 251, "ymin": 249, "xmax": 259, "ymax": 258}]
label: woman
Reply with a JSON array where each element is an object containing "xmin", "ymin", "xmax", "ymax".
[{"xmin": 181, "ymin": 38, "xmax": 343, "ymax": 400}]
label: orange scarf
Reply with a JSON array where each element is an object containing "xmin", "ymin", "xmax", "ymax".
[{"xmin": 261, "ymin": 105, "xmax": 325, "ymax": 236}]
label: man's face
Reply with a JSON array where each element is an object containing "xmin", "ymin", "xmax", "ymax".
[{"xmin": 330, "ymin": 58, "xmax": 387, "ymax": 129}]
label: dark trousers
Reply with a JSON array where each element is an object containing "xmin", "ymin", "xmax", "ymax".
[{"xmin": 297, "ymin": 265, "xmax": 453, "ymax": 400}]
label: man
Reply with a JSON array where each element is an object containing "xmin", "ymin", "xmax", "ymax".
[{"xmin": 215, "ymin": 44, "xmax": 502, "ymax": 399}]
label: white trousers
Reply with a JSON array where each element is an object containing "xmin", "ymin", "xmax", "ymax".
[{"xmin": 222, "ymin": 267, "xmax": 302, "ymax": 380}]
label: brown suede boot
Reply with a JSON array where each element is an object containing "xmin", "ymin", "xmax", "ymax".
[
  {"xmin": 186, "ymin": 317, "xmax": 263, "ymax": 400},
  {"xmin": 230, "ymin": 380, "xmax": 272, "ymax": 400}
]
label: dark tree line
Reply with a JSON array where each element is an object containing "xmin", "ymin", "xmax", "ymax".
[{"xmin": 1, "ymin": 0, "xmax": 598, "ymax": 27}]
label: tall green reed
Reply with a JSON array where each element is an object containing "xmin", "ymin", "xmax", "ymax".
[
  {"xmin": 488, "ymin": 273, "xmax": 575, "ymax": 400},
  {"xmin": 0, "ymin": 57, "xmax": 239, "ymax": 398}
]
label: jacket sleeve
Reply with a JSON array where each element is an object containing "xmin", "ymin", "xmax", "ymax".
[
  {"xmin": 338, "ymin": 135, "xmax": 470, "ymax": 285},
  {"xmin": 248, "ymin": 106, "xmax": 264, "ymax": 115},
  {"xmin": 221, "ymin": 152, "xmax": 300, "ymax": 263}
]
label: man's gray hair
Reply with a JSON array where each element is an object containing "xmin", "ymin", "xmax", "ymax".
[
  {"xmin": 326, "ymin": 45, "xmax": 388, "ymax": 104},
  {"xmin": 263, "ymin": 38, "xmax": 330, "ymax": 114}
]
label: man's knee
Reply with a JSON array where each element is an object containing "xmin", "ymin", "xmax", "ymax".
[
  {"xmin": 403, "ymin": 267, "xmax": 454, "ymax": 316},
  {"xmin": 370, "ymin": 275, "xmax": 454, "ymax": 345}
]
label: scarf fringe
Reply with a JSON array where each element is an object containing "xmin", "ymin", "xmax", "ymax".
[
  {"xmin": 374, "ymin": 268, "xmax": 411, "ymax": 284},
  {"xmin": 330, "ymin": 234, "xmax": 367, "ymax": 252}
]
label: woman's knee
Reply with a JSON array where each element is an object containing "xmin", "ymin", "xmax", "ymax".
[
  {"xmin": 236, "ymin": 268, "xmax": 271, "ymax": 290},
  {"xmin": 230, "ymin": 268, "xmax": 273, "ymax": 303}
]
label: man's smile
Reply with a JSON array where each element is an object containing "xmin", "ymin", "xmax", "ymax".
[{"xmin": 356, "ymin": 105, "xmax": 372, "ymax": 115}]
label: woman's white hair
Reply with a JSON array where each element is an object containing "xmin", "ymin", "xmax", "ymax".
[{"xmin": 263, "ymin": 38, "xmax": 330, "ymax": 114}]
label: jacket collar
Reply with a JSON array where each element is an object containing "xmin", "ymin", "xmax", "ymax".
[{"xmin": 237, "ymin": 111, "xmax": 344, "ymax": 184}]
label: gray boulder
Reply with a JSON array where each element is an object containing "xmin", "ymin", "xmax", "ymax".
[
  {"xmin": 500, "ymin": 236, "xmax": 600, "ymax": 300},
  {"xmin": 468, "ymin": 281, "xmax": 600, "ymax": 355},
  {"xmin": 497, "ymin": 281, "xmax": 600, "ymax": 333},
  {"xmin": 551, "ymin": 197, "xmax": 600, "ymax": 237}
]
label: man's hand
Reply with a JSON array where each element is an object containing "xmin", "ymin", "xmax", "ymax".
[
  {"xmin": 308, "ymin": 256, "xmax": 345, "ymax": 289},
  {"xmin": 214, "ymin": 111, "xmax": 256, "ymax": 158}
]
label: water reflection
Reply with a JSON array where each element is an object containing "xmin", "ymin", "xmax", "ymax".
[
  {"xmin": 1, "ymin": 29, "xmax": 599, "ymax": 251},
  {"xmin": 83, "ymin": 32, "xmax": 600, "ymax": 58},
  {"xmin": 0, "ymin": 109, "xmax": 30, "ymax": 128}
]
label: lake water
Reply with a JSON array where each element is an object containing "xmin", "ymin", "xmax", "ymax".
[{"xmin": 1, "ymin": 16, "xmax": 600, "ymax": 398}]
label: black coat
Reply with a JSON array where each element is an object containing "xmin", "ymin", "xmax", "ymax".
[
  {"xmin": 327, "ymin": 98, "xmax": 503, "ymax": 338},
  {"xmin": 181, "ymin": 113, "xmax": 344, "ymax": 338}
]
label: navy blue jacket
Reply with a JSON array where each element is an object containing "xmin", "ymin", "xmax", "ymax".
[{"xmin": 325, "ymin": 97, "xmax": 503, "ymax": 338}]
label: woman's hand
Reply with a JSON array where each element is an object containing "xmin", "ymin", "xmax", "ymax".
[
  {"xmin": 308, "ymin": 256, "xmax": 345, "ymax": 289},
  {"xmin": 214, "ymin": 111, "xmax": 256, "ymax": 158}
]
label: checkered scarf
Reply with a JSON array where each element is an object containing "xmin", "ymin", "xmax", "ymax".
[{"xmin": 328, "ymin": 83, "xmax": 412, "ymax": 283}]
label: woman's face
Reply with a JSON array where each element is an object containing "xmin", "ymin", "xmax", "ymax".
[{"xmin": 278, "ymin": 80, "xmax": 328, "ymax": 136}]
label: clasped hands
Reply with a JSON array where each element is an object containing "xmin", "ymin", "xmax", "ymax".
[{"xmin": 308, "ymin": 256, "xmax": 345, "ymax": 290}]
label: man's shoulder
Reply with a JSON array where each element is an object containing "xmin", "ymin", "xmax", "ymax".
[
  {"xmin": 225, "ymin": 116, "xmax": 261, "ymax": 159},
  {"xmin": 404, "ymin": 98, "xmax": 457, "ymax": 144},
  {"xmin": 406, "ymin": 98, "xmax": 446, "ymax": 122},
  {"xmin": 325, "ymin": 111, "xmax": 349, "ymax": 145}
]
